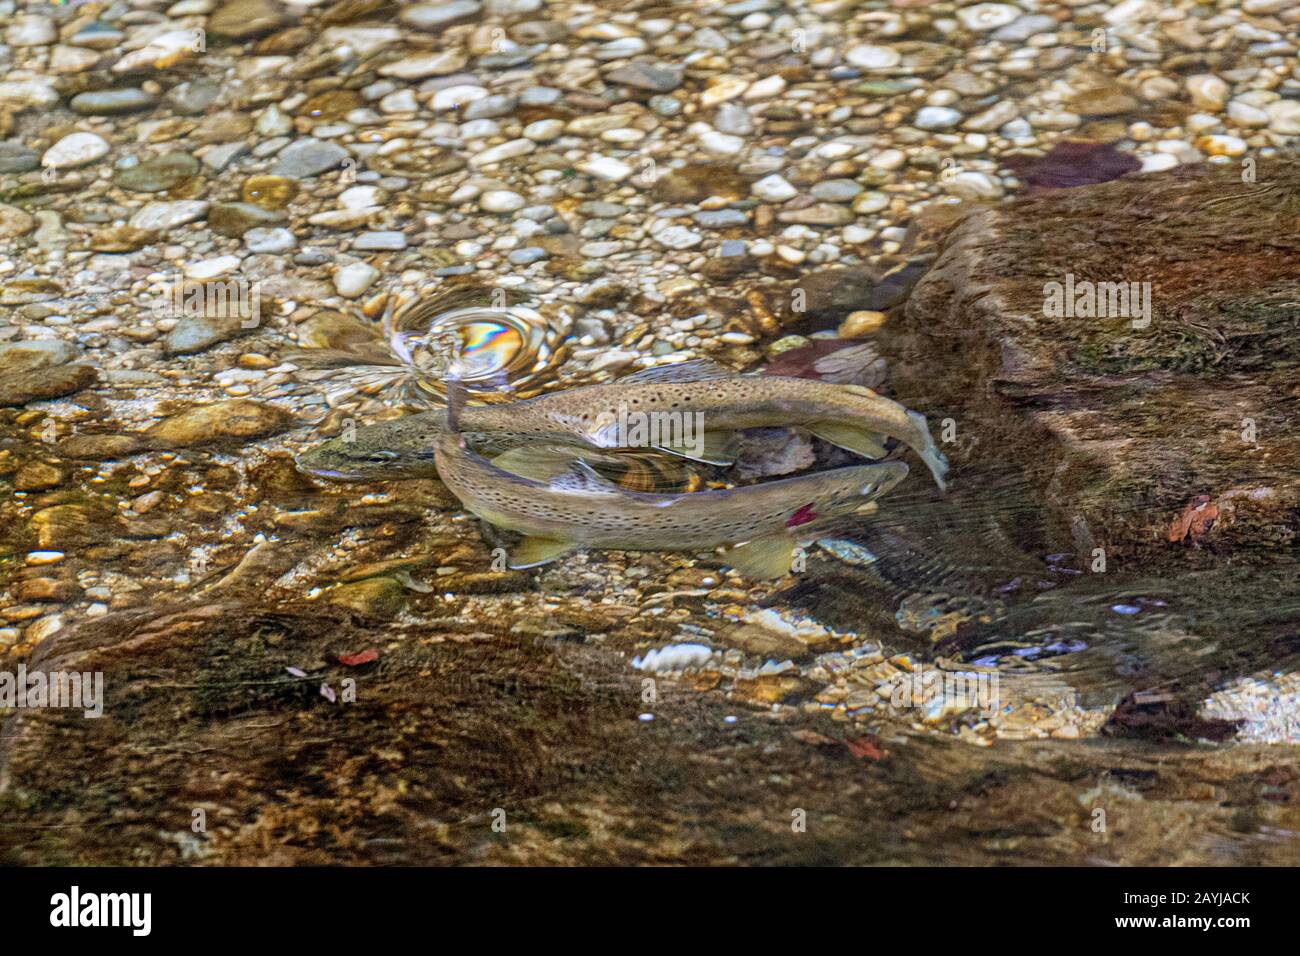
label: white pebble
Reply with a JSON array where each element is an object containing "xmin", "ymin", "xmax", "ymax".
[
  {"xmin": 1265, "ymin": 100, "xmax": 1300, "ymax": 135},
  {"xmin": 654, "ymin": 225, "xmax": 703, "ymax": 250},
  {"xmin": 914, "ymin": 106, "xmax": 963, "ymax": 130},
  {"xmin": 334, "ymin": 261, "xmax": 380, "ymax": 298},
  {"xmin": 431, "ymin": 84, "xmax": 488, "ymax": 111},
  {"xmin": 1185, "ymin": 75, "xmax": 1228, "ymax": 112},
  {"xmin": 696, "ymin": 129, "xmax": 745, "ymax": 155},
  {"xmin": 480, "ymin": 189, "xmax": 526, "ymax": 213},
  {"xmin": 42, "ymin": 132, "xmax": 110, "ymax": 169},
  {"xmin": 957, "ymin": 3, "xmax": 1019, "ymax": 31},
  {"xmin": 523, "ymin": 119, "xmax": 564, "ymax": 141},
  {"xmin": 1140, "ymin": 153, "xmax": 1179, "ymax": 173},
  {"xmin": 845, "ymin": 45, "xmax": 901, "ymax": 70},
  {"xmin": 577, "ymin": 155, "xmax": 632, "ymax": 182},
  {"xmin": 752, "ymin": 174, "xmax": 798, "ymax": 202},
  {"xmin": 184, "ymin": 255, "xmax": 241, "ymax": 280}
]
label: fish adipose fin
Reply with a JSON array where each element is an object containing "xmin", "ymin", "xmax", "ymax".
[
  {"xmin": 508, "ymin": 536, "xmax": 577, "ymax": 569},
  {"xmin": 618, "ymin": 358, "xmax": 736, "ymax": 385},
  {"xmin": 722, "ymin": 533, "xmax": 800, "ymax": 580},
  {"xmin": 805, "ymin": 421, "xmax": 890, "ymax": 459}
]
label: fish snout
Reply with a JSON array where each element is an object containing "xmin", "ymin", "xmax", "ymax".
[
  {"xmin": 295, "ymin": 445, "xmax": 403, "ymax": 481},
  {"xmin": 859, "ymin": 461, "xmax": 910, "ymax": 498}
]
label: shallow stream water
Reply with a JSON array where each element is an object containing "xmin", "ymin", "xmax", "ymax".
[{"xmin": 2, "ymin": 0, "xmax": 1299, "ymax": 866}]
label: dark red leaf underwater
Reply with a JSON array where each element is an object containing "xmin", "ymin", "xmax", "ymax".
[{"xmin": 1002, "ymin": 141, "xmax": 1140, "ymax": 193}]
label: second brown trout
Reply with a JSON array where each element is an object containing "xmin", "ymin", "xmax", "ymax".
[{"xmin": 432, "ymin": 422, "xmax": 910, "ymax": 580}]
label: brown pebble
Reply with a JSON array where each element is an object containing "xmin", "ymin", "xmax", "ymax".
[{"xmin": 13, "ymin": 461, "xmax": 64, "ymax": 491}]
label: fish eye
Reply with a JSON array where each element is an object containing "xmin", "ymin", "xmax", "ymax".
[{"xmin": 367, "ymin": 451, "xmax": 400, "ymax": 462}]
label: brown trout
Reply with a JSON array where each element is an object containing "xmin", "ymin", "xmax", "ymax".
[
  {"xmin": 432, "ymin": 424, "xmax": 910, "ymax": 579},
  {"xmin": 297, "ymin": 359, "xmax": 948, "ymax": 488}
]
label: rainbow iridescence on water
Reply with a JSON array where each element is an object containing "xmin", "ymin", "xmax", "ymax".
[{"xmin": 387, "ymin": 292, "xmax": 568, "ymax": 404}]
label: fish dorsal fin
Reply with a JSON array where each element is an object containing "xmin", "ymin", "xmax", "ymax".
[
  {"xmin": 548, "ymin": 460, "xmax": 622, "ymax": 494},
  {"xmin": 509, "ymin": 536, "xmax": 577, "ymax": 569},
  {"xmin": 618, "ymin": 358, "xmax": 736, "ymax": 385}
]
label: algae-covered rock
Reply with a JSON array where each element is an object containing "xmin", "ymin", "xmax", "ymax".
[
  {"xmin": 0, "ymin": 364, "xmax": 98, "ymax": 407},
  {"xmin": 325, "ymin": 576, "xmax": 409, "ymax": 618},
  {"xmin": 144, "ymin": 399, "xmax": 297, "ymax": 449},
  {"xmin": 896, "ymin": 161, "xmax": 1300, "ymax": 566}
]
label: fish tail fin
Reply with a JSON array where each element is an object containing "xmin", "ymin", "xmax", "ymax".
[
  {"xmin": 722, "ymin": 533, "xmax": 801, "ymax": 580},
  {"xmin": 805, "ymin": 421, "xmax": 890, "ymax": 459},
  {"xmin": 906, "ymin": 409, "xmax": 949, "ymax": 491}
]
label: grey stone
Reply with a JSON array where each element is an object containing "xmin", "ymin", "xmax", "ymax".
[
  {"xmin": 507, "ymin": 247, "xmax": 547, "ymax": 265},
  {"xmin": 163, "ymin": 314, "xmax": 250, "ymax": 355},
  {"xmin": 272, "ymin": 139, "xmax": 351, "ymax": 179},
  {"xmin": 0, "ymin": 141, "xmax": 39, "ymax": 174},
  {"xmin": 353, "ymin": 231, "xmax": 409, "ymax": 251},
  {"xmin": 694, "ymin": 208, "xmax": 749, "ymax": 228},
  {"xmin": 606, "ymin": 62, "xmax": 683, "ymax": 93},
  {"xmin": 810, "ymin": 179, "xmax": 864, "ymax": 202},
  {"xmin": 71, "ymin": 88, "xmax": 158, "ymax": 115},
  {"xmin": 400, "ymin": 1, "xmax": 482, "ymax": 31}
]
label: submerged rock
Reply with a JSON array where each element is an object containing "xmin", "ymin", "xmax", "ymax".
[
  {"xmin": 144, "ymin": 400, "xmax": 297, "ymax": 449},
  {"xmin": 0, "ymin": 364, "xmax": 97, "ymax": 406},
  {"xmin": 162, "ymin": 314, "xmax": 253, "ymax": 354},
  {"xmin": 60, "ymin": 400, "xmax": 299, "ymax": 456},
  {"xmin": 897, "ymin": 161, "xmax": 1300, "ymax": 565},
  {"xmin": 112, "ymin": 152, "xmax": 201, "ymax": 192}
]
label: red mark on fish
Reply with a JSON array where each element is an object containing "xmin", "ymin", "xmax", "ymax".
[{"xmin": 786, "ymin": 503, "xmax": 818, "ymax": 528}]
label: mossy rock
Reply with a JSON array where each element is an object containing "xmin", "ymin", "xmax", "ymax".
[{"xmin": 894, "ymin": 160, "xmax": 1300, "ymax": 567}]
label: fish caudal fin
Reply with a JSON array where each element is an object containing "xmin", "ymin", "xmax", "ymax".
[
  {"xmin": 805, "ymin": 421, "xmax": 890, "ymax": 459},
  {"xmin": 906, "ymin": 409, "xmax": 949, "ymax": 491},
  {"xmin": 722, "ymin": 533, "xmax": 800, "ymax": 580},
  {"xmin": 508, "ymin": 535, "xmax": 577, "ymax": 569},
  {"xmin": 653, "ymin": 430, "xmax": 738, "ymax": 466}
]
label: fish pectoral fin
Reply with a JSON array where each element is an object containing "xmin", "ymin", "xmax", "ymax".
[
  {"xmin": 490, "ymin": 447, "xmax": 569, "ymax": 482},
  {"xmin": 492, "ymin": 446, "xmax": 601, "ymax": 483},
  {"xmin": 618, "ymin": 358, "xmax": 736, "ymax": 384},
  {"xmin": 722, "ymin": 534, "xmax": 800, "ymax": 580},
  {"xmin": 652, "ymin": 430, "xmax": 738, "ymax": 466},
  {"xmin": 805, "ymin": 421, "xmax": 890, "ymax": 459},
  {"xmin": 548, "ymin": 460, "xmax": 624, "ymax": 494},
  {"xmin": 508, "ymin": 536, "xmax": 577, "ymax": 569}
]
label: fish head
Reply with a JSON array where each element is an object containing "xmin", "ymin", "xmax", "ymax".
[
  {"xmin": 805, "ymin": 460, "xmax": 910, "ymax": 520},
  {"xmin": 295, "ymin": 417, "xmax": 442, "ymax": 481}
]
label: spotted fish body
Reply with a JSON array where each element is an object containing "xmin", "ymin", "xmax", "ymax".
[
  {"xmin": 432, "ymin": 427, "xmax": 909, "ymax": 578},
  {"xmin": 297, "ymin": 360, "xmax": 948, "ymax": 489},
  {"xmin": 461, "ymin": 361, "xmax": 948, "ymax": 487}
]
